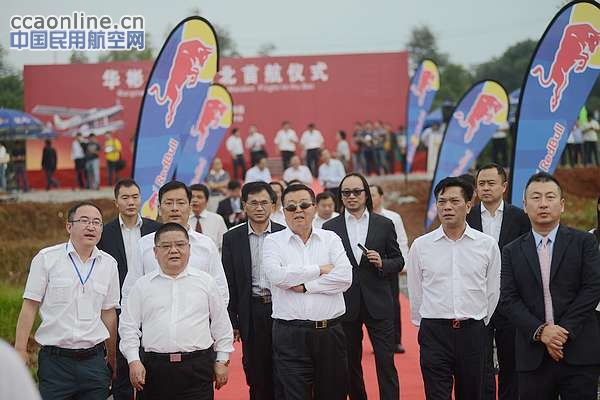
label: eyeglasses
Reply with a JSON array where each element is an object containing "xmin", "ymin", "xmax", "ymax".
[
  {"xmin": 69, "ymin": 218, "xmax": 103, "ymax": 228},
  {"xmin": 155, "ymin": 241, "xmax": 189, "ymax": 251},
  {"xmin": 284, "ymin": 201, "xmax": 314, "ymax": 212},
  {"xmin": 340, "ymin": 189, "xmax": 366, "ymax": 198},
  {"xmin": 161, "ymin": 200, "xmax": 188, "ymax": 209},
  {"xmin": 246, "ymin": 200, "xmax": 273, "ymax": 209}
]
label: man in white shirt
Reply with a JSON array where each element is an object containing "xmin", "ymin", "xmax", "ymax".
[
  {"xmin": 407, "ymin": 176, "xmax": 501, "ymax": 400},
  {"xmin": 300, "ymin": 122, "xmax": 324, "ymax": 177},
  {"xmin": 421, "ymin": 122, "xmax": 444, "ymax": 174},
  {"xmin": 245, "ymin": 156, "xmax": 272, "ymax": 183},
  {"xmin": 313, "ymin": 191, "xmax": 339, "ymax": 229},
  {"xmin": 71, "ymin": 132, "xmax": 87, "ymax": 189},
  {"xmin": 269, "ymin": 181, "xmax": 287, "ymax": 227},
  {"xmin": 370, "ymin": 184, "xmax": 409, "ymax": 354},
  {"xmin": 97, "ymin": 179, "xmax": 161, "ymax": 400},
  {"xmin": 120, "ymin": 223, "xmax": 234, "ymax": 400},
  {"xmin": 122, "ymin": 181, "xmax": 229, "ymax": 306},
  {"xmin": 15, "ymin": 202, "xmax": 120, "ymax": 400},
  {"xmin": 318, "ymin": 149, "xmax": 346, "ymax": 192},
  {"xmin": 225, "ymin": 128, "xmax": 246, "ymax": 180},
  {"xmin": 263, "ymin": 183, "xmax": 352, "ymax": 399},
  {"xmin": 274, "ymin": 120, "xmax": 298, "ymax": 170},
  {"xmin": 282, "ymin": 155, "xmax": 313, "ymax": 185},
  {"xmin": 246, "ymin": 124, "xmax": 267, "ymax": 166},
  {"xmin": 189, "ymin": 183, "xmax": 228, "ymax": 252}
]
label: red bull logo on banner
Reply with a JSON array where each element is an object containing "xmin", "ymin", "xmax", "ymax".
[
  {"xmin": 531, "ymin": 22, "xmax": 600, "ymax": 112},
  {"xmin": 148, "ymin": 38, "xmax": 215, "ymax": 127},
  {"xmin": 410, "ymin": 60, "xmax": 440, "ymax": 107},
  {"xmin": 454, "ymin": 92, "xmax": 505, "ymax": 143},
  {"xmin": 190, "ymin": 98, "xmax": 229, "ymax": 151}
]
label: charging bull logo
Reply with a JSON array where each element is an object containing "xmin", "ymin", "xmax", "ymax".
[
  {"xmin": 148, "ymin": 39, "xmax": 214, "ymax": 128},
  {"xmin": 454, "ymin": 93, "xmax": 504, "ymax": 143},
  {"xmin": 410, "ymin": 68, "xmax": 436, "ymax": 107},
  {"xmin": 190, "ymin": 99, "xmax": 228, "ymax": 152},
  {"xmin": 531, "ymin": 22, "xmax": 600, "ymax": 112}
]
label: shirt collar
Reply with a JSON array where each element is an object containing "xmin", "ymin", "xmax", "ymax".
[
  {"xmin": 481, "ymin": 200, "xmax": 504, "ymax": 216},
  {"xmin": 66, "ymin": 240, "xmax": 100, "ymax": 261},
  {"xmin": 119, "ymin": 214, "xmax": 142, "ymax": 228},
  {"xmin": 532, "ymin": 224, "xmax": 559, "ymax": 246},
  {"xmin": 344, "ymin": 209, "xmax": 369, "ymax": 224},
  {"xmin": 248, "ymin": 221, "xmax": 272, "ymax": 236},
  {"xmin": 432, "ymin": 223, "xmax": 478, "ymax": 242},
  {"xmin": 284, "ymin": 225, "xmax": 323, "ymax": 243},
  {"xmin": 151, "ymin": 266, "xmax": 196, "ymax": 281}
]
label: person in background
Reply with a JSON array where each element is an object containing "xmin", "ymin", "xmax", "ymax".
[
  {"xmin": 336, "ymin": 130, "xmax": 351, "ymax": 171},
  {"xmin": 11, "ymin": 140, "xmax": 29, "ymax": 192},
  {"xmin": 71, "ymin": 133, "xmax": 87, "ymax": 189},
  {"xmin": 582, "ymin": 116, "xmax": 599, "ymax": 167},
  {"xmin": 269, "ymin": 181, "xmax": 286, "ymax": 227},
  {"xmin": 373, "ymin": 120, "xmax": 388, "ymax": 175},
  {"xmin": 42, "ymin": 139, "xmax": 59, "ymax": 190},
  {"xmin": 274, "ymin": 120, "xmax": 298, "ymax": 171},
  {"xmin": 217, "ymin": 180, "xmax": 247, "ymax": 228},
  {"xmin": 189, "ymin": 183, "xmax": 228, "ymax": 253},
  {"xmin": 0, "ymin": 141, "xmax": 8, "ymax": 191},
  {"xmin": 282, "ymin": 155, "xmax": 312, "ymax": 185},
  {"xmin": 104, "ymin": 132, "xmax": 122, "ymax": 186},
  {"xmin": 245, "ymin": 156, "xmax": 272, "ymax": 184},
  {"xmin": 319, "ymin": 149, "xmax": 346, "ymax": 195},
  {"xmin": 592, "ymin": 197, "xmax": 600, "ymax": 248},
  {"xmin": 396, "ymin": 125, "xmax": 407, "ymax": 173},
  {"xmin": 300, "ymin": 122, "xmax": 324, "ymax": 177},
  {"xmin": 85, "ymin": 133, "xmax": 101, "ymax": 189},
  {"xmin": 205, "ymin": 158, "xmax": 230, "ymax": 197},
  {"xmin": 383, "ymin": 123, "xmax": 397, "ymax": 174},
  {"xmin": 226, "ymin": 128, "xmax": 246, "ymax": 180},
  {"xmin": 313, "ymin": 191, "xmax": 339, "ymax": 229},
  {"xmin": 361, "ymin": 121, "xmax": 376, "ymax": 176},
  {"xmin": 246, "ymin": 125, "xmax": 267, "ymax": 167},
  {"xmin": 352, "ymin": 122, "xmax": 365, "ymax": 174},
  {"xmin": 491, "ymin": 121, "xmax": 510, "ymax": 168},
  {"xmin": 422, "ymin": 122, "xmax": 443, "ymax": 175}
]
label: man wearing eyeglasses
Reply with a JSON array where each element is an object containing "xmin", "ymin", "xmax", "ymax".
[
  {"xmin": 263, "ymin": 183, "xmax": 353, "ymax": 399},
  {"xmin": 15, "ymin": 202, "xmax": 120, "ymax": 400},
  {"xmin": 222, "ymin": 181, "xmax": 285, "ymax": 400},
  {"xmin": 323, "ymin": 173, "xmax": 404, "ymax": 400},
  {"xmin": 119, "ymin": 223, "xmax": 234, "ymax": 400},
  {"xmin": 122, "ymin": 181, "xmax": 229, "ymax": 307}
]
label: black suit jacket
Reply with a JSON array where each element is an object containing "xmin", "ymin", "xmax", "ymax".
[
  {"xmin": 466, "ymin": 202, "xmax": 531, "ymax": 251},
  {"xmin": 222, "ymin": 221, "xmax": 285, "ymax": 344},
  {"xmin": 323, "ymin": 212, "xmax": 404, "ymax": 321},
  {"xmin": 500, "ymin": 225, "xmax": 600, "ymax": 371},
  {"xmin": 97, "ymin": 217, "xmax": 161, "ymax": 292},
  {"xmin": 217, "ymin": 197, "xmax": 246, "ymax": 228}
]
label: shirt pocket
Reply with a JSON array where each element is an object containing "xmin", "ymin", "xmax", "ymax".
[
  {"xmin": 46, "ymin": 278, "xmax": 72, "ymax": 305},
  {"xmin": 92, "ymin": 281, "xmax": 109, "ymax": 309}
]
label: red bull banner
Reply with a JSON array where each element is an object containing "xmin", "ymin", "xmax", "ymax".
[
  {"xmin": 133, "ymin": 17, "xmax": 219, "ymax": 219},
  {"xmin": 406, "ymin": 59, "xmax": 439, "ymax": 173},
  {"xmin": 174, "ymin": 84, "xmax": 233, "ymax": 185},
  {"xmin": 510, "ymin": 0, "xmax": 600, "ymax": 204},
  {"xmin": 425, "ymin": 81, "xmax": 509, "ymax": 229}
]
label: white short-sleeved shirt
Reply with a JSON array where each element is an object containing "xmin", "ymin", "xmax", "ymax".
[{"xmin": 23, "ymin": 242, "xmax": 120, "ymax": 349}]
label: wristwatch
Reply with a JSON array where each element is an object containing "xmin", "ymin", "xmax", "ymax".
[{"xmin": 216, "ymin": 359, "xmax": 230, "ymax": 367}]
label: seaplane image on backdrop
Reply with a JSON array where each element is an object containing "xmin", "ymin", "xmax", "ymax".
[{"xmin": 31, "ymin": 103, "xmax": 124, "ymax": 136}]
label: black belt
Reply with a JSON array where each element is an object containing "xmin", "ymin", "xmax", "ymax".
[
  {"xmin": 423, "ymin": 318, "xmax": 482, "ymax": 329},
  {"xmin": 275, "ymin": 317, "xmax": 341, "ymax": 329},
  {"xmin": 42, "ymin": 343, "xmax": 105, "ymax": 360},
  {"xmin": 252, "ymin": 295, "xmax": 272, "ymax": 304},
  {"xmin": 144, "ymin": 348, "xmax": 212, "ymax": 363}
]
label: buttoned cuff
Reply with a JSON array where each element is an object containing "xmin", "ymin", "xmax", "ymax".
[
  {"xmin": 215, "ymin": 352, "xmax": 229, "ymax": 362},
  {"xmin": 125, "ymin": 350, "xmax": 140, "ymax": 364}
]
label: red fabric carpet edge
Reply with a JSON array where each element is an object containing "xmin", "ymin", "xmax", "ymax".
[{"xmin": 215, "ymin": 294, "xmax": 425, "ymax": 399}]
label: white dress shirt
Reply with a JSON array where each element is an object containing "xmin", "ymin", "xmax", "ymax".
[
  {"xmin": 122, "ymin": 228, "xmax": 229, "ymax": 305},
  {"xmin": 481, "ymin": 200, "xmax": 504, "ymax": 243},
  {"xmin": 381, "ymin": 208, "xmax": 409, "ymax": 257},
  {"xmin": 300, "ymin": 130, "xmax": 324, "ymax": 150},
  {"xmin": 23, "ymin": 242, "xmax": 120, "ymax": 349},
  {"xmin": 188, "ymin": 210, "xmax": 228, "ymax": 252},
  {"xmin": 249, "ymin": 222, "xmax": 274, "ymax": 297},
  {"xmin": 318, "ymin": 159, "xmax": 346, "ymax": 188},
  {"xmin": 226, "ymin": 135, "xmax": 244, "ymax": 156},
  {"xmin": 274, "ymin": 128, "xmax": 298, "ymax": 152},
  {"xmin": 119, "ymin": 215, "xmax": 142, "ymax": 289},
  {"xmin": 245, "ymin": 165, "xmax": 272, "ymax": 183},
  {"xmin": 407, "ymin": 224, "xmax": 501, "ymax": 326},
  {"xmin": 246, "ymin": 132, "xmax": 266, "ymax": 151},
  {"xmin": 345, "ymin": 210, "xmax": 370, "ymax": 265},
  {"xmin": 71, "ymin": 139, "xmax": 85, "ymax": 160},
  {"xmin": 263, "ymin": 228, "xmax": 352, "ymax": 321},
  {"xmin": 313, "ymin": 212, "xmax": 339, "ymax": 229},
  {"xmin": 270, "ymin": 208, "xmax": 287, "ymax": 227},
  {"xmin": 282, "ymin": 165, "xmax": 313, "ymax": 185},
  {"xmin": 119, "ymin": 267, "xmax": 234, "ymax": 363}
]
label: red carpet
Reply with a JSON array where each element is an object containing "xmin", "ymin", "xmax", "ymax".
[{"xmin": 216, "ymin": 294, "xmax": 425, "ymax": 399}]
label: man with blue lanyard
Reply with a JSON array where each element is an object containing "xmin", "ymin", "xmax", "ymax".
[{"xmin": 15, "ymin": 201, "xmax": 120, "ymax": 400}]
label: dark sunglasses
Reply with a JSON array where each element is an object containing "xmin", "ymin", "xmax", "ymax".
[
  {"xmin": 341, "ymin": 189, "xmax": 366, "ymax": 198},
  {"xmin": 284, "ymin": 201, "xmax": 314, "ymax": 212}
]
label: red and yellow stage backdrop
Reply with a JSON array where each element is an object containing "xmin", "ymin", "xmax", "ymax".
[{"xmin": 24, "ymin": 51, "xmax": 408, "ymax": 188}]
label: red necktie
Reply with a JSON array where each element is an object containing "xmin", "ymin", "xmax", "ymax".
[{"xmin": 195, "ymin": 216, "xmax": 202, "ymax": 233}]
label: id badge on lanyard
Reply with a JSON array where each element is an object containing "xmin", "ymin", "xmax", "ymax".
[{"xmin": 67, "ymin": 245, "xmax": 96, "ymax": 320}]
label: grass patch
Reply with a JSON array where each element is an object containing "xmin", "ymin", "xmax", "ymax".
[{"xmin": 0, "ymin": 284, "xmax": 26, "ymax": 343}]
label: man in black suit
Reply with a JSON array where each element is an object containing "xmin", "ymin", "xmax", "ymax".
[
  {"xmin": 222, "ymin": 182, "xmax": 285, "ymax": 400},
  {"xmin": 501, "ymin": 172, "xmax": 600, "ymax": 399},
  {"xmin": 97, "ymin": 178, "xmax": 160, "ymax": 400},
  {"xmin": 217, "ymin": 179, "xmax": 246, "ymax": 228},
  {"xmin": 323, "ymin": 172, "xmax": 403, "ymax": 400},
  {"xmin": 466, "ymin": 163, "xmax": 530, "ymax": 400}
]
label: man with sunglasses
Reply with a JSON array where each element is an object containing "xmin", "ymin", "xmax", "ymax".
[
  {"xmin": 222, "ymin": 181, "xmax": 285, "ymax": 399},
  {"xmin": 15, "ymin": 202, "xmax": 120, "ymax": 400},
  {"xmin": 119, "ymin": 223, "xmax": 234, "ymax": 400},
  {"xmin": 263, "ymin": 183, "xmax": 352, "ymax": 399},
  {"xmin": 323, "ymin": 173, "xmax": 404, "ymax": 400}
]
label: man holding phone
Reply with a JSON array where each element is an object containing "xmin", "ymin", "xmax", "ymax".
[{"xmin": 323, "ymin": 173, "xmax": 404, "ymax": 400}]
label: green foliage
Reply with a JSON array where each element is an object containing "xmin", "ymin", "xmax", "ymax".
[
  {"xmin": 406, "ymin": 25, "xmax": 449, "ymax": 68},
  {"xmin": 0, "ymin": 44, "xmax": 24, "ymax": 110},
  {"xmin": 435, "ymin": 63, "xmax": 474, "ymax": 108},
  {"xmin": 0, "ymin": 284, "xmax": 29, "ymax": 343},
  {"xmin": 69, "ymin": 51, "xmax": 89, "ymax": 64}
]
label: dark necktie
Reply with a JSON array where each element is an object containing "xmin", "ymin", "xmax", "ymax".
[{"xmin": 195, "ymin": 216, "xmax": 202, "ymax": 233}]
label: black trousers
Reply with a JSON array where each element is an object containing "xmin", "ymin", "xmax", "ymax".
[
  {"xmin": 143, "ymin": 349, "xmax": 215, "ymax": 400},
  {"xmin": 305, "ymin": 148, "xmax": 321, "ymax": 177},
  {"xmin": 419, "ymin": 318, "xmax": 486, "ymax": 400},
  {"xmin": 518, "ymin": 353, "xmax": 600, "ymax": 400},
  {"xmin": 232, "ymin": 155, "xmax": 247, "ymax": 179},
  {"xmin": 345, "ymin": 299, "xmax": 399, "ymax": 400},
  {"xmin": 75, "ymin": 158, "xmax": 87, "ymax": 188},
  {"xmin": 251, "ymin": 150, "xmax": 267, "ymax": 166},
  {"xmin": 272, "ymin": 319, "xmax": 348, "ymax": 400},
  {"xmin": 280, "ymin": 150, "xmax": 295, "ymax": 170},
  {"xmin": 491, "ymin": 137, "xmax": 508, "ymax": 167},
  {"xmin": 389, "ymin": 274, "xmax": 402, "ymax": 344},
  {"xmin": 242, "ymin": 301, "xmax": 278, "ymax": 400},
  {"xmin": 482, "ymin": 321, "xmax": 518, "ymax": 400}
]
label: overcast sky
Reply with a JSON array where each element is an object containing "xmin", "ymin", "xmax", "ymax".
[{"xmin": 2, "ymin": 0, "xmax": 564, "ymax": 71}]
